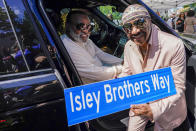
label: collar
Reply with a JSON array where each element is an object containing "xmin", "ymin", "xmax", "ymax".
[{"xmin": 147, "ymin": 24, "xmax": 160, "ymax": 47}]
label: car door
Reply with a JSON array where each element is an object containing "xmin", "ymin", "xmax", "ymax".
[
  {"xmin": 31, "ymin": 0, "xmax": 196, "ymax": 130},
  {"xmin": 0, "ymin": 0, "xmax": 74, "ymax": 130}
]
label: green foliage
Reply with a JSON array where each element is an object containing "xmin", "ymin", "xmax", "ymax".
[
  {"xmin": 99, "ymin": 6, "xmax": 122, "ymax": 20},
  {"xmin": 99, "ymin": 6, "xmax": 114, "ymax": 16},
  {"xmin": 183, "ymin": 3, "xmax": 196, "ymax": 9}
]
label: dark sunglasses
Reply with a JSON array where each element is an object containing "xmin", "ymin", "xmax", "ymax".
[
  {"xmin": 123, "ymin": 18, "xmax": 146, "ymax": 33},
  {"xmin": 75, "ymin": 23, "xmax": 94, "ymax": 32}
]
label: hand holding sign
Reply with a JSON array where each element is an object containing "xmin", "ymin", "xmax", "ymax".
[{"xmin": 130, "ymin": 104, "xmax": 153, "ymax": 120}]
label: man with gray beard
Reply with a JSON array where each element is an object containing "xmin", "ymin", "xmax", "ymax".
[{"xmin": 61, "ymin": 10, "xmax": 122, "ymax": 84}]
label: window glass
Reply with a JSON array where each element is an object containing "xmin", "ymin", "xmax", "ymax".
[
  {"xmin": 98, "ymin": 5, "xmax": 123, "ymax": 26},
  {"xmin": 4, "ymin": 0, "xmax": 50, "ymax": 71},
  {"xmin": 0, "ymin": 0, "xmax": 28, "ymax": 74},
  {"xmin": 96, "ymin": 6, "xmax": 127, "ymax": 58}
]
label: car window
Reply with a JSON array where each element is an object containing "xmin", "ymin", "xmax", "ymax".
[
  {"xmin": 98, "ymin": 5, "xmax": 123, "ymax": 26},
  {"xmin": 0, "ymin": 0, "xmax": 50, "ymax": 75},
  {"xmin": 0, "ymin": 0, "xmax": 28, "ymax": 74}
]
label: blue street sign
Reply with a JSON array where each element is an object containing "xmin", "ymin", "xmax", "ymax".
[{"xmin": 64, "ymin": 67, "xmax": 176, "ymax": 126}]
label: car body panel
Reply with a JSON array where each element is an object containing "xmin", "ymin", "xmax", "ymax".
[{"xmin": 0, "ymin": 0, "xmax": 195, "ymax": 130}]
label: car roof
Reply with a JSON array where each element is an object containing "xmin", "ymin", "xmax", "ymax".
[{"xmin": 43, "ymin": 0, "xmax": 128, "ymax": 12}]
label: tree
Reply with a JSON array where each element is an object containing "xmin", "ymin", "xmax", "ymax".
[
  {"xmin": 99, "ymin": 5, "xmax": 122, "ymax": 25},
  {"xmin": 0, "ymin": 7, "xmax": 12, "ymax": 32}
]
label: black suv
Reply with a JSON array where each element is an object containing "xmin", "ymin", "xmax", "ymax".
[{"xmin": 0, "ymin": 0, "xmax": 195, "ymax": 131}]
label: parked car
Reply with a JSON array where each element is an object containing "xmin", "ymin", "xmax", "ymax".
[{"xmin": 0, "ymin": 0, "xmax": 195, "ymax": 131}]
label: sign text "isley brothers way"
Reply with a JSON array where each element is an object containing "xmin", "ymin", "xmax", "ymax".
[{"xmin": 64, "ymin": 67, "xmax": 176, "ymax": 126}]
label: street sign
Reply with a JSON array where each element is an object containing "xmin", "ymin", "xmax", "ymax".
[{"xmin": 64, "ymin": 67, "xmax": 176, "ymax": 126}]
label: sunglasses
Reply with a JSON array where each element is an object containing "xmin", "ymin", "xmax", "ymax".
[
  {"xmin": 123, "ymin": 18, "xmax": 146, "ymax": 33},
  {"xmin": 75, "ymin": 23, "xmax": 94, "ymax": 32}
]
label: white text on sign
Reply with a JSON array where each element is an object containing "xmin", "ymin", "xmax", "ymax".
[{"xmin": 69, "ymin": 73, "xmax": 170, "ymax": 113}]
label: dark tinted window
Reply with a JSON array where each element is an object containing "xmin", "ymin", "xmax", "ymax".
[
  {"xmin": 1, "ymin": 0, "xmax": 50, "ymax": 74},
  {"xmin": 0, "ymin": 0, "xmax": 28, "ymax": 74}
]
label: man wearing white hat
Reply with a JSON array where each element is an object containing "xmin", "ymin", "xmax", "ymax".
[{"xmin": 120, "ymin": 4, "xmax": 187, "ymax": 131}]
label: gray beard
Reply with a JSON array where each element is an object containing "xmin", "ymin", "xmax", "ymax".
[{"xmin": 69, "ymin": 28, "xmax": 89, "ymax": 43}]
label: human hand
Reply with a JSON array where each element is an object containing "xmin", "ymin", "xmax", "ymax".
[
  {"xmin": 35, "ymin": 56, "xmax": 46, "ymax": 63},
  {"xmin": 130, "ymin": 104, "xmax": 153, "ymax": 120}
]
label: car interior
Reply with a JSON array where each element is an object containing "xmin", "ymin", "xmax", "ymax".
[
  {"xmin": 42, "ymin": 2, "xmax": 128, "ymax": 58},
  {"xmin": 36, "ymin": 0, "xmax": 196, "ymax": 130}
]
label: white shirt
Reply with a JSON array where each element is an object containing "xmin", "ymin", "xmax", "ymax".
[
  {"xmin": 167, "ymin": 18, "xmax": 173, "ymax": 28},
  {"xmin": 61, "ymin": 34, "xmax": 122, "ymax": 84}
]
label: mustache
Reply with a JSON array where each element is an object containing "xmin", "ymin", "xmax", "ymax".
[
  {"xmin": 132, "ymin": 32, "xmax": 141, "ymax": 38},
  {"xmin": 80, "ymin": 32, "xmax": 90, "ymax": 36},
  {"xmin": 130, "ymin": 31, "xmax": 146, "ymax": 39},
  {"xmin": 82, "ymin": 30, "xmax": 91, "ymax": 35}
]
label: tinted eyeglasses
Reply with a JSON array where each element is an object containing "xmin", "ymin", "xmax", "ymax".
[
  {"xmin": 123, "ymin": 18, "xmax": 146, "ymax": 33},
  {"xmin": 75, "ymin": 23, "xmax": 94, "ymax": 32}
]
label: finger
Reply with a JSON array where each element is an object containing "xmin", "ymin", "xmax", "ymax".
[
  {"xmin": 130, "ymin": 104, "xmax": 144, "ymax": 108},
  {"xmin": 131, "ymin": 108, "xmax": 148, "ymax": 116},
  {"xmin": 129, "ymin": 110, "xmax": 135, "ymax": 116},
  {"xmin": 131, "ymin": 105, "xmax": 139, "ymax": 109},
  {"xmin": 132, "ymin": 104, "xmax": 146, "ymax": 109},
  {"xmin": 132, "ymin": 109, "xmax": 142, "ymax": 116}
]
